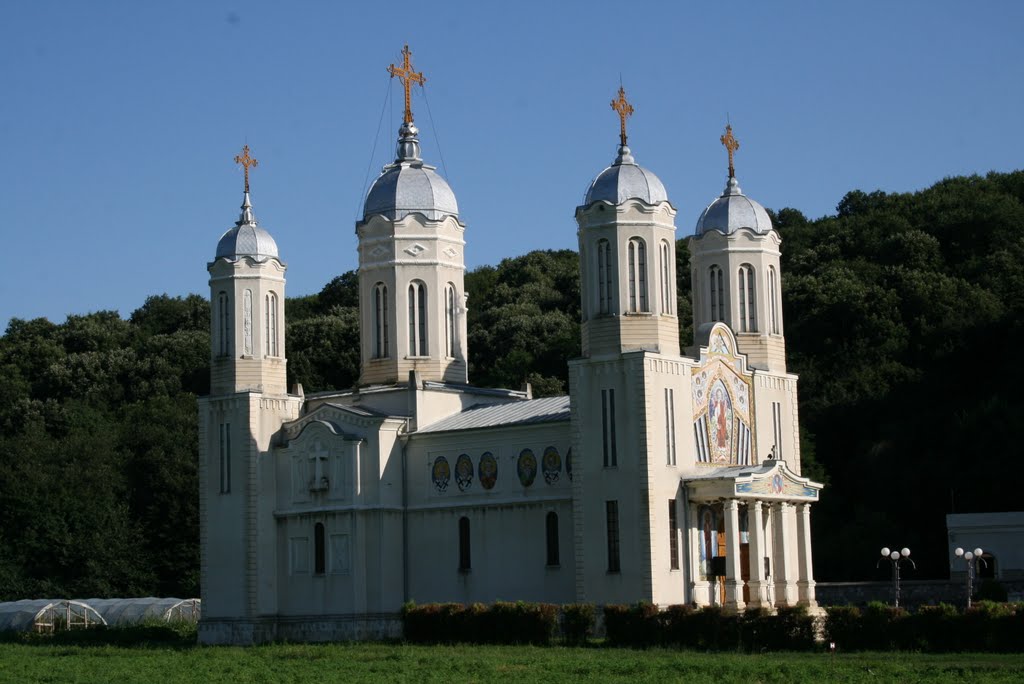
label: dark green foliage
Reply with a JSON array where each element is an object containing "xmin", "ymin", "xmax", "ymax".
[
  {"xmin": 977, "ymin": 580, "xmax": 1009, "ymax": 603},
  {"xmin": 401, "ymin": 601, "xmax": 557, "ymax": 645},
  {"xmin": 603, "ymin": 603, "xmax": 660, "ymax": 648},
  {"xmin": 0, "ymin": 620, "xmax": 197, "ymax": 648},
  {"xmin": 561, "ymin": 603, "xmax": 595, "ymax": 645}
]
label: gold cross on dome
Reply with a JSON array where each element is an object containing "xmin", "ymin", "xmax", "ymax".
[
  {"xmin": 721, "ymin": 124, "xmax": 740, "ymax": 178},
  {"xmin": 234, "ymin": 145, "xmax": 258, "ymax": 193},
  {"xmin": 388, "ymin": 44, "xmax": 426, "ymax": 124},
  {"xmin": 610, "ymin": 86, "xmax": 634, "ymax": 147}
]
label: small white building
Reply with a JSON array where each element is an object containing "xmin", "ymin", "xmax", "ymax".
[
  {"xmin": 198, "ymin": 53, "xmax": 823, "ymax": 644},
  {"xmin": 947, "ymin": 512, "xmax": 1024, "ymax": 580}
]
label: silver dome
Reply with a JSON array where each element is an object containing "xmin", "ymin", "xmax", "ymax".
[
  {"xmin": 363, "ymin": 122, "xmax": 458, "ymax": 222},
  {"xmin": 215, "ymin": 193, "xmax": 279, "ymax": 260},
  {"xmin": 695, "ymin": 176, "xmax": 773, "ymax": 236},
  {"xmin": 583, "ymin": 145, "xmax": 668, "ymax": 207}
]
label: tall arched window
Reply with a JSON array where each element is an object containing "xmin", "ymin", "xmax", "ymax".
[
  {"xmin": 445, "ymin": 283, "xmax": 457, "ymax": 358},
  {"xmin": 660, "ymin": 240, "xmax": 673, "ymax": 314},
  {"xmin": 408, "ymin": 281, "xmax": 427, "ymax": 356},
  {"xmin": 627, "ymin": 237, "xmax": 648, "ymax": 312},
  {"xmin": 217, "ymin": 291, "xmax": 230, "ymax": 356},
  {"xmin": 597, "ymin": 239, "xmax": 613, "ymax": 314},
  {"xmin": 738, "ymin": 264, "xmax": 757, "ymax": 332},
  {"xmin": 768, "ymin": 266, "xmax": 780, "ymax": 335},
  {"xmin": 314, "ymin": 522, "xmax": 325, "ymax": 575},
  {"xmin": 458, "ymin": 516, "xmax": 471, "ymax": 571},
  {"xmin": 709, "ymin": 265, "xmax": 724, "ymax": 322},
  {"xmin": 265, "ymin": 291, "xmax": 279, "ymax": 357},
  {"xmin": 545, "ymin": 512, "xmax": 560, "ymax": 566},
  {"xmin": 374, "ymin": 283, "xmax": 389, "ymax": 358}
]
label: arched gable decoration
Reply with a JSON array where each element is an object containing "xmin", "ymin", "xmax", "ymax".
[{"xmin": 691, "ymin": 323, "xmax": 755, "ymax": 465}]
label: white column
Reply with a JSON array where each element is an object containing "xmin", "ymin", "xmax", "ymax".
[
  {"xmin": 746, "ymin": 500, "xmax": 768, "ymax": 609},
  {"xmin": 689, "ymin": 501, "xmax": 710, "ymax": 607},
  {"xmin": 723, "ymin": 499, "xmax": 746, "ymax": 613},
  {"xmin": 772, "ymin": 501, "xmax": 797, "ymax": 607},
  {"xmin": 796, "ymin": 503, "xmax": 818, "ymax": 607}
]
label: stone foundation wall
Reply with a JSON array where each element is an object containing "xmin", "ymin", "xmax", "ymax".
[
  {"xmin": 815, "ymin": 579, "xmax": 1024, "ymax": 607},
  {"xmin": 198, "ymin": 613, "xmax": 402, "ymax": 645}
]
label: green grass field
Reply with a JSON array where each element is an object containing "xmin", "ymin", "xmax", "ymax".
[{"xmin": 1, "ymin": 643, "xmax": 1023, "ymax": 683}]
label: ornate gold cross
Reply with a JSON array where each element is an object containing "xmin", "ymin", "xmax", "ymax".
[
  {"xmin": 388, "ymin": 44, "xmax": 426, "ymax": 124},
  {"xmin": 721, "ymin": 124, "xmax": 740, "ymax": 178},
  {"xmin": 610, "ymin": 86, "xmax": 634, "ymax": 147},
  {"xmin": 234, "ymin": 144, "xmax": 258, "ymax": 193}
]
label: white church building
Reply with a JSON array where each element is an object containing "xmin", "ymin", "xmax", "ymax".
[{"xmin": 198, "ymin": 48, "xmax": 823, "ymax": 644}]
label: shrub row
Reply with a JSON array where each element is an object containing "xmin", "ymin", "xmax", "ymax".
[
  {"xmin": 824, "ymin": 601, "xmax": 1024, "ymax": 652},
  {"xmin": 603, "ymin": 604, "xmax": 815, "ymax": 651},
  {"xmin": 0, "ymin": 619, "xmax": 197, "ymax": 647},
  {"xmin": 402, "ymin": 602, "xmax": 558, "ymax": 645},
  {"xmin": 404, "ymin": 600, "xmax": 1024, "ymax": 652}
]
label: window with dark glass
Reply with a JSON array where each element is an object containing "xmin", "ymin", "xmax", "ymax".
[
  {"xmin": 458, "ymin": 516, "xmax": 471, "ymax": 571},
  {"xmin": 668, "ymin": 500, "xmax": 679, "ymax": 570},
  {"xmin": 314, "ymin": 522, "xmax": 325, "ymax": 575},
  {"xmin": 545, "ymin": 512, "xmax": 559, "ymax": 566}
]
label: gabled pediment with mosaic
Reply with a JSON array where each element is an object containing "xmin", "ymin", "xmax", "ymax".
[
  {"xmin": 691, "ymin": 324, "xmax": 755, "ymax": 466},
  {"xmin": 735, "ymin": 463, "xmax": 820, "ymax": 501}
]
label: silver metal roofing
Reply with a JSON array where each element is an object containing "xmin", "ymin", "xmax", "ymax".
[
  {"xmin": 364, "ymin": 121, "xmax": 458, "ymax": 222},
  {"xmin": 583, "ymin": 145, "xmax": 668, "ymax": 207},
  {"xmin": 216, "ymin": 192, "xmax": 280, "ymax": 260},
  {"xmin": 416, "ymin": 395, "xmax": 570, "ymax": 434},
  {"xmin": 694, "ymin": 176, "xmax": 773, "ymax": 236}
]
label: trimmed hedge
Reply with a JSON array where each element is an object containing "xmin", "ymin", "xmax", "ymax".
[
  {"xmin": 402, "ymin": 601, "xmax": 557, "ymax": 645},
  {"xmin": 823, "ymin": 601, "xmax": 1024, "ymax": 652},
  {"xmin": 403, "ymin": 600, "xmax": 1024, "ymax": 652}
]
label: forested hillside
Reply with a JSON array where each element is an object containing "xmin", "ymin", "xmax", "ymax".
[{"xmin": 1, "ymin": 170, "xmax": 1021, "ymax": 599}]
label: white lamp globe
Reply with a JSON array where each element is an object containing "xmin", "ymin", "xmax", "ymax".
[
  {"xmin": 965, "ymin": 551, "xmax": 974, "ymax": 560},
  {"xmin": 955, "ymin": 547, "xmax": 964, "ymax": 557},
  {"xmin": 973, "ymin": 548, "xmax": 983, "ymax": 557},
  {"xmin": 901, "ymin": 548, "xmax": 911, "ymax": 558},
  {"xmin": 890, "ymin": 551, "xmax": 900, "ymax": 560},
  {"xmin": 881, "ymin": 547, "xmax": 890, "ymax": 557}
]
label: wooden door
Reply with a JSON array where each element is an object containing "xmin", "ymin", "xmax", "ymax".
[{"xmin": 740, "ymin": 543, "xmax": 750, "ymax": 603}]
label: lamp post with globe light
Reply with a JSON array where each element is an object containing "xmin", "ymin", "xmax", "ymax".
[
  {"xmin": 877, "ymin": 547, "xmax": 915, "ymax": 608},
  {"xmin": 954, "ymin": 547, "xmax": 986, "ymax": 610}
]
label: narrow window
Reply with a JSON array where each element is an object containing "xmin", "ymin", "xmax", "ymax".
[
  {"xmin": 602, "ymin": 389, "xmax": 617, "ymax": 467},
  {"xmin": 665, "ymin": 388, "xmax": 676, "ymax": 466},
  {"xmin": 458, "ymin": 516, "xmax": 471, "ymax": 571},
  {"xmin": 606, "ymin": 501, "xmax": 621, "ymax": 572},
  {"xmin": 265, "ymin": 292, "xmax": 278, "ymax": 357},
  {"xmin": 709, "ymin": 265, "xmax": 724, "ymax": 322},
  {"xmin": 408, "ymin": 281, "xmax": 428, "ymax": 356},
  {"xmin": 772, "ymin": 401, "xmax": 783, "ymax": 460},
  {"xmin": 597, "ymin": 239, "xmax": 612, "ymax": 314},
  {"xmin": 660, "ymin": 240, "xmax": 673, "ymax": 314},
  {"xmin": 374, "ymin": 283, "xmax": 389, "ymax": 358},
  {"xmin": 314, "ymin": 522, "xmax": 325, "ymax": 575},
  {"xmin": 545, "ymin": 512, "xmax": 559, "ymax": 566},
  {"xmin": 627, "ymin": 238, "xmax": 648, "ymax": 312},
  {"xmin": 669, "ymin": 500, "xmax": 679, "ymax": 570},
  {"xmin": 217, "ymin": 292, "xmax": 230, "ymax": 356},
  {"xmin": 445, "ymin": 284, "xmax": 456, "ymax": 358},
  {"xmin": 769, "ymin": 266, "xmax": 780, "ymax": 335},
  {"xmin": 739, "ymin": 264, "xmax": 757, "ymax": 332},
  {"xmin": 219, "ymin": 423, "xmax": 231, "ymax": 494}
]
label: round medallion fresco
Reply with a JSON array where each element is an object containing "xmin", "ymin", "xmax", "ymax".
[
  {"xmin": 566, "ymin": 448, "xmax": 573, "ymax": 481},
  {"xmin": 478, "ymin": 452, "xmax": 497, "ymax": 490},
  {"xmin": 542, "ymin": 446, "xmax": 561, "ymax": 485},
  {"xmin": 517, "ymin": 449, "xmax": 537, "ymax": 487},
  {"xmin": 455, "ymin": 453, "xmax": 473, "ymax": 491},
  {"xmin": 432, "ymin": 456, "xmax": 450, "ymax": 492}
]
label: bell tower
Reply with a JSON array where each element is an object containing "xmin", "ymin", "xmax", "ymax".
[
  {"xmin": 575, "ymin": 87, "xmax": 680, "ymax": 359},
  {"xmin": 199, "ymin": 146, "xmax": 301, "ymax": 643},
  {"xmin": 689, "ymin": 126, "xmax": 786, "ymax": 372},
  {"xmin": 356, "ymin": 45, "xmax": 468, "ymax": 386}
]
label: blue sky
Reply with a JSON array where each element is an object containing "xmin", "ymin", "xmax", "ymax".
[{"xmin": 2, "ymin": 1, "xmax": 1022, "ymax": 327}]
